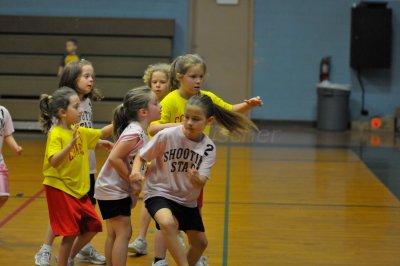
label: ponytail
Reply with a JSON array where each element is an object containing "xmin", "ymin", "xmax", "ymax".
[
  {"xmin": 39, "ymin": 94, "xmax": 53, "ymax": 134},
  {"xmin": 38, "ymin": 87, "xmax": 77, "ymax": 133},
  {"xmin": 187, "ymin": 94, "xmax": 258, "ymax": 136},
  {"xmin": 169, "ymin": 56, "xmax": 182, "ymax": 90},
  {"xmin": 112, "ymin": 104, "xmax": 129, "ymax": 139},
  {"xmin": 213, "ymin": 105, "xmax": 257, "ymax": 135},
  {"xmin": 113, "ymin": 86, "xmax": 153, "ymax": 140}
]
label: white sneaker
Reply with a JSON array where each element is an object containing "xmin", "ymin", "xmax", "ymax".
[
  {"xmin": 152, "ymin": 259, "xmax": 169, "ymax": 266},
  {"xmin": 76, "ymin": 243, "xmax": 106, "ymax": 265},
  {"xmin": 67, "ymin": 258, "xmax": 75, "ymax": 266},
  {"xmin": 128, "ymin": 236, "xmax": 148, "ymax": 255},
  {"xmin": 34, "ymin": 246, "xmax": 51, "ymax": 266},
  {"xmin": 195, "ymin": 256, "xmax": 209, "ymax": 266}
]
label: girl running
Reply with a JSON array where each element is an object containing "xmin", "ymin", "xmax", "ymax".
[
  {"xmin": 131, "ymin": 94, "xmax": 257, "ymax": 266},
  {"xmin": 95, "ymin": 86, "xmax": 161, "ymax": 265},
  {"xmin": 38, "ymin": 87, "xmax": 111, "ymax": 266}
]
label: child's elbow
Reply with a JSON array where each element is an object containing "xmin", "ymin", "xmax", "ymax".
[
  {"xmin": 148, "ymin": 125, "xmax": 157, "ymax": 136},
  {"xmin": 100, "ymin": 124, "xmax": 113, "ymax": 139},
  {"xmin": 108, "ymin": 157, "xmax": 118, "ymax": 168},
  {"xmin": 49, "ymin": 158, "xmax": 59, "ymax": 168}
]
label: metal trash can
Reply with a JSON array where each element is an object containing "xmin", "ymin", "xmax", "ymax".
[{"xmin": 317, "ymin": 82, "xmax": 351, "ymax": 131}]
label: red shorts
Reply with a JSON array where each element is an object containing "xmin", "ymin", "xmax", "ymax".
[
  {"xmin": 197, "ymin": 188, "xmax": 204, "ymax": 209},
  {"xmin": 45, "ymin": 185, "xmax": 102, "ymax": 236}
]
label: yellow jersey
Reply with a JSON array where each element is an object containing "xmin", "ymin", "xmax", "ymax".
[
  {"xmin": 43, "ymin": 126, "xmax": 101, "ymax": 198},
  {"xmin": 152, "ymin": 90, "xmax": 233, "ymax": 135}
]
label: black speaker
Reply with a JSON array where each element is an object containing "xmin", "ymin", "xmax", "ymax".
[{"xmin": 350, "ymin": 2, "xmax": 392, "ymax": 69}]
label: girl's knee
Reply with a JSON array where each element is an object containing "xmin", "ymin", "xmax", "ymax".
[
  {"xmin": 159, "ymin": 221, "xmax": 177, "ymax": 232},
  {"xmin": 126, "ymin": 227, "xmax": 133, "ymax": 240},
  {"xmin": 157, "ymin": 217, "xmax": 177, "ymax": 232},
  {"xmin": 107, "ymin": 229, "xmax": 116, "ymax": 239},
  {"xmin": 190, "ymin": 234, "xmax": 208, "ymax": 251},
  {"xmin": 199, "ymin": 237, "xmax": 208, "ymax": 250}
]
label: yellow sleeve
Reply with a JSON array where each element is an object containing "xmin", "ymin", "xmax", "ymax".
[
  {"xmin": 80, "ymin": 127, "xmax": 101, "ymax": 150},
  {"xmin": 151, "ymin": 92, "xmax": 174, "ymax": 125},
  {"xmin": 46, "ymin": 130, "xmax": 62, "ymax": 159},
  {"xmin": 202, "ymin": 90, "xmax": 233, "ymax": 110}
]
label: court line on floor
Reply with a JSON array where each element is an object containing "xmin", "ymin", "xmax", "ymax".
[
  {"xmin": 27, "ymin": 194, "xmax": 394, "ymax": 209},
  {"xmin": 0, "ymin": 187, "xmax": 45, "ymax": 228},
  {"xmin": 206, "ymin": 200, "xmax": 400, "ymax": 209},
  {"xmin": 222, "ymin": 143, "xmax": 231, "ymax": 266}
]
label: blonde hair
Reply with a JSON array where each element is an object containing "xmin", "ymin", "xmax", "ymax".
[
  {"xmin": 143, "ymin": 63, "xmax": 171, "ymax": 87},
  {"xmin": 169, "ymin": 54, "xmax": 206, "ymax": 91},
  {"xmin": 187, "ymin": 94, "xmax": 258, "ymax": 135}
]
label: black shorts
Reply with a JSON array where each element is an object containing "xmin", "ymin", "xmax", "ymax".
[
  {"xmin": 145, "ymin": 196, "xmax": 204, "ymax": 232},
  {"xmin": 97, "ymin": 197, "xmax": 131, "ymax": 220},
  {"xmin": 88, "ymin": 174, "xmax": 96, "ymax": 205}
]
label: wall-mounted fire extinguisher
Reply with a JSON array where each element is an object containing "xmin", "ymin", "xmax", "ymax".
[{"xmin": 319, "ymin": 56, "xmax": 331, "ymax": 82}]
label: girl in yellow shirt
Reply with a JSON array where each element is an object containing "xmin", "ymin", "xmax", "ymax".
[
  {"xmin": 39, "ymin": 87, "xmax": 112, "ymax": 266},
  {"xmin": 147, "ymin": 54, "xmax": 263, "ymax": 266}
]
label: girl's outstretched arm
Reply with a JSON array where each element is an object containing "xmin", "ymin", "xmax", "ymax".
[
  {"xmin": 4, "ymin": 134, "xmax": 22, "ymax": 155},
  {"xmin": 148, "ymin": 123, "xmax": 180, "ymax": 136},
  {"xmin": 232, "ymin": 96, "xmax": 263, "ymax": 113},
  {"xmin": 100, "ymin": 123, "xmax": 113, "ymax": 139},
  {"xmin": 96, "ymin": 139, "xmax": 114, "ymax": 152}
]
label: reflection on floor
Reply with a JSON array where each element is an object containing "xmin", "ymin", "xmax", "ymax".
[{"xmin": 212, "ymin": 121, "xmax": 400, "ymax": 200}]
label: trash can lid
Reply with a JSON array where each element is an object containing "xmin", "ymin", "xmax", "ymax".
[{"xmin": 317, "ymin": 80, "xmax": 351, "ymax": 91}]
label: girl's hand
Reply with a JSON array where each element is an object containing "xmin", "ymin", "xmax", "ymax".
[
  {"xmin": 96, "ymin": 139, "xmax": 114, "ymax": 152},
  {"xmin": 68, "ymin": 125, "xmax": 79, "ymax": 148},
  {"xmin": 129, "ymin": 172, "xmax": 143, "ymax": 183},
  {"xmin": 129, "ymin": 172, "xmax": 143, "ymax": 196},
  {"xmin": 15, "ymin": 146, "xmax": 23, "ymax": 155},
  {"xmin": 131, "ymin": 181, "xmax": 142, "ymax": 197},
  {"xmin": 188, "ymin": 168, "xmax": 205, "ymax": 188},
  {"xmin": 244, "ymin": 96, "xmax": 263, "ymax": 107}
]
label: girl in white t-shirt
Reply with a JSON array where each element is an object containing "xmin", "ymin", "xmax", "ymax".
[
  {"xmin": 0, "ymin": 105, "xmax": 23, "ymax": 209},
  {"xmin": 95, "ymin": 86, "xmax": 161, "ymax": 266},
  {"xmin": 129, "ymin": 62, "xmax": 172, "ymax": 256},
  {"xmin": 130, "ymin": 94, "xmax": 257, "ymax": 266}
]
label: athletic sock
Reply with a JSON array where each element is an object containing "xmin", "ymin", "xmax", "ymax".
[{"xmin": 154, "ymin": 257, "xmax": 165, "ymax": 263}]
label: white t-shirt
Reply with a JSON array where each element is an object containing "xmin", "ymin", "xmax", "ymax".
[
  {"xmin": 141, "ymin": 125, "xmax": 216, "ymax": 208},
  {"xmin": 0, "ymin": 106, "xmax": 14, "ymax": 167},
  {"xmin": 80, "ymin": 98, "xmax": 96, "ymax": 174},
  {"xmin": 95, "ymin": 122, "xmax": 147, "ymax": 200}
]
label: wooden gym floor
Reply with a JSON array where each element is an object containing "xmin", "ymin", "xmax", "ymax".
[{"xmin": 1, "ymin": 124, "xmax": 400, "ymax": 266}]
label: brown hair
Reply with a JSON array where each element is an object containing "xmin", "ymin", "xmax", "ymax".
[
  {"xmin": 169, "ymin": 54, "xmax": 206, "ymax": 91},
  {"xmin": 58, "ymin": 59, "xmax": 103, "ymax": 101},
  {"xmin": 113, "ymin": 86, "xmax": 154, "ymax": 139},
  {"xmin": 187, "ymin": 94, "xmax": 258, "ymax": 135},
  {"xmin": 39, "ymin": 87, "xmax": 77, "ymax": 133}
]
